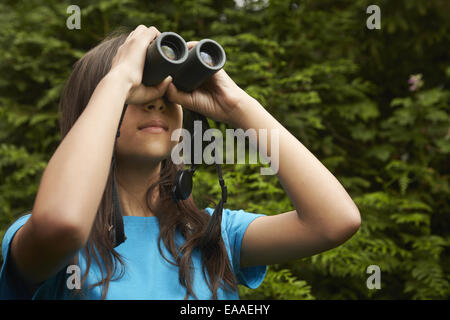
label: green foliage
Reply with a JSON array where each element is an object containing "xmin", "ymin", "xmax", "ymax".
[{"xmin": 0, "ymin": 0, "xmax": 449, "ymax": 299}]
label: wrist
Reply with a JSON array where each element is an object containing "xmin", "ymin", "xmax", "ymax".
[
  {"xmin": 227, "ymin": 92, "xmax": 261, "ymax": 129},
  {"xmin": 104, "ymin": 68, "xmax": 134, "ymax": 101}
]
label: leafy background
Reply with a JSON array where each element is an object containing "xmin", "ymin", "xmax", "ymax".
[{"xmin": 0, "ymin": 0, "xmax": 448, "ymax": 299}]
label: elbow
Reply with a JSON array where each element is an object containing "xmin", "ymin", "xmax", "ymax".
[
  {"xmin": 346, "ymin": 212, "xmax": 361, "ymax": 237},
  {"xmin": 30, "ymin": 210, "xmax": 89, "ymax": 251},
  {"xmin": 327, "ymin": 210, "xmax": 361, "ymax": 245},
  {"xmin": 56, "ymin": 217, "xmax": 90, "ymax": 250}
]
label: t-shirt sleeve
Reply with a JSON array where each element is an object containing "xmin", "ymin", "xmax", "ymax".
[
  {"xmin": 0, "ymin": 213, "xmax": 34, "ymax": 299},
  {"xmin": 205, "ymin": 207, "xmax": 267, "ymax": 289}
]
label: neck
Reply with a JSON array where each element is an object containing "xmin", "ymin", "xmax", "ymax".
[{"xmin": 115, "ymin": 155, "xmax": 162, "ymax": 217}]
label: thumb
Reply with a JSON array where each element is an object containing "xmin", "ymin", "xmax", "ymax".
[
  {"xmin": 126, "ymin": 76, "xmax": 172, "ymax": 105},
  {"xmin": 153, "ymin": 75, "xmax": 173, "ymax": 96},
  {"xmin": 166, "ymin": 82, "xmax": 195, "ymax": 110},
  {"xmin": 140, "ymin": 76, "xmax": 173, "ymax": 102}
]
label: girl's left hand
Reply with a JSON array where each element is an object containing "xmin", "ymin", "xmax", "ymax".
[{"xmin": 166, "ymin": 41, "xmax": 249, "ymax": 125}]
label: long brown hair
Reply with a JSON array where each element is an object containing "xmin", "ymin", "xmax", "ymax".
[{"xmin": 58, "ymin": 27, "xmax": 238, "ymax": 300}]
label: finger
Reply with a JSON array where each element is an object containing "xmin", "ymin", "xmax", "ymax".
[
  {"xmin": 146, "ymin": 26, "xmax": 161, "ymax": 42},
  {"xmin": 125, "ymin": 31, "xmax": 134, "ymax": 42},
  {"xmin": 186, "ymin": 41, "xmax": 199, "ymax": 50},
  {"xmin": 166, "ymin": 83, "xmax": 196, "ymax": 112},
  {"xmin": 129, "ymin": 24, "xmax": 147, "ymax": 39},
  {"xmin": 126, "ymin": 25, "xmax": 143, "ymax": 40},
  {"xmin": 132, "ymin": 26, "xmax": 160, "ymax": 51},
  {"xmin": 155, "ymin": 75, "xmax": 173, "ymax": 95},
  {"xmin": 135, "ymin": 76, "xmax": 173, "ymax": 103},
  {"xmin": 124, "ymin": 25, "xmax": 145, "ymax": 45},
  {"xmin": 134, "ymin": 24, "xmax": 148, "ymax": 33},
  {"xmin": 131, "ymin": 25, "xmax": 160, "ymax": 46}
]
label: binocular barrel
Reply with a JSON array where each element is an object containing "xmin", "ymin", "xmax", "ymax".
[{"xmin": 141, "ymin": 32, "xmax": 226, "ymax": 92}]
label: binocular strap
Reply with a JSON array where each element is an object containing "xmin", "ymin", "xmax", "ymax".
[
  {"xmin": 110, "ymin": 154, "xmax": 126, "ymax": 248},
  {"xmin": 109, "ymin": 104, "xmax": 128, "ymax": 248}
]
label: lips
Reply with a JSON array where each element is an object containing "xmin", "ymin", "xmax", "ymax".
[{"xmin": 138, "ymin": 119, "xmax": 169, "ymax": 131}]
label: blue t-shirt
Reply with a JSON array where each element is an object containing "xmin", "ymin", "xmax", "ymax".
[{"xmin": 0, "ymin": 207, "xmax": 267, "ymax": 300}]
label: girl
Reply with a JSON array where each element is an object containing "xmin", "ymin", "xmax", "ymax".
[{"xmin": 0, "ymin": 25, "xmax": 361, "ymax": 300}]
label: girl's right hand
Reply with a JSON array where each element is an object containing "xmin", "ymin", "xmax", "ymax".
[{"xmin": 109, "ymin": 25, "xmax": 173, "ymax": 105}]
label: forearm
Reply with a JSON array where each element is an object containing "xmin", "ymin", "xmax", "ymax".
[
  {"xmin": 32, "ymin": 70, "xmax": 132, "ymax": 242},
  {"xmin": 229, "ymin": 95, "xmax": 361, "ymax": 240}
]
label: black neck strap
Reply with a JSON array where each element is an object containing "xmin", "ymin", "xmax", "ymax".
[
  {"xmin": 110, "ymin": 104, "xmax": 128, "ymax": 248},
  {"xmin": 110, "ymin": 154, "xmax": 126, "ymax": 247},
  {"xmin": 191, "ymin": 111, "xmax": 228, "ymax": 202}
]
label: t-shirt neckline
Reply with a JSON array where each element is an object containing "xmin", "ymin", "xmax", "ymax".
[{"xmin": 122, "ymin": 215, "xmax": 159, "ymax": 225}]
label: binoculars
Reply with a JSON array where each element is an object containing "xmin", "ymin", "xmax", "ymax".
[{"xmin": 141, "ymin": 32, "xmax": 226, "ymax": 92}]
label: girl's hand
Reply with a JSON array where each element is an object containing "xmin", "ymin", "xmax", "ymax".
[
  {"xmin": 109, "ymin": 25, "xmax": 173, "ymax": 105},
  {"xmin": 166, "ymin": 41, "xmax": 249, "ymax": 125}
]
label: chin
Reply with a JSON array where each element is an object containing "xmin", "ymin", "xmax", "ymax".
[{"xmin": 142, "ymin": 145, "xmax": 172, "ymax": 160}]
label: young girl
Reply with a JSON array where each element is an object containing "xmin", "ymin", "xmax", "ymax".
[{"xmin": 0, "ymin": 25, "xmax": 361, "ymax": 300}]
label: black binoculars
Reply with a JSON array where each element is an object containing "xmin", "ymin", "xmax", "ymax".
[{"xmin": 141, "ymin": 32, "xmax": 226, "ymax": 92}]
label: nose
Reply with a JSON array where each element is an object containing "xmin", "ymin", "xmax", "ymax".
[{"xmin": 143, "ymin": 97, "xmax": 166, "ymax": 111}]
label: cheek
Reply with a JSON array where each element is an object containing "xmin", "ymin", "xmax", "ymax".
[
  {"xmin": 114, "ymin": 130, "xmax": 137, "ymax": 156},
  {"xmin": 118, "ymin": 119, "xmax": 137, "ymax": 141},
  {"xmin": 114, "ymin": 116, "xmax": 143, "ymax": 153}
]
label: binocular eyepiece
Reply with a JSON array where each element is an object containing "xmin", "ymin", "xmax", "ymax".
[{"xmin": 142, "ymin": 32, "xmax": 226, "ymax": 92}]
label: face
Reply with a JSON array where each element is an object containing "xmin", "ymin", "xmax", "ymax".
[{"xmin": 115, "ymin": 95, "xmax": 183, "ymax": 164}]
